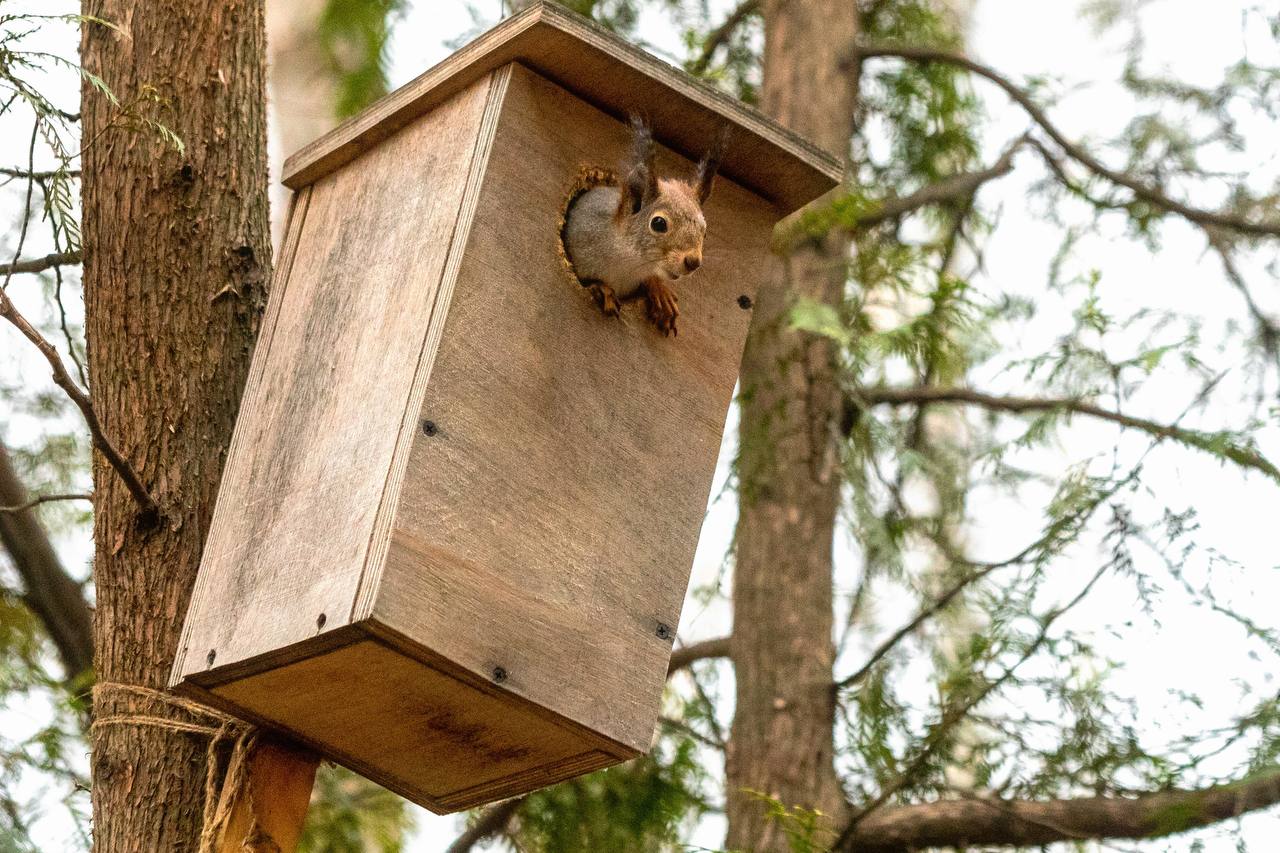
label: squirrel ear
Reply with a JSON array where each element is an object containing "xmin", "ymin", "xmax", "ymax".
[
  {"xmin": 694, "ymin": 125, "xmax": 730, "ymax": 205},
  {"xmin": 620, "ymin": 115, "xmax": 658, "ymax": 216}
]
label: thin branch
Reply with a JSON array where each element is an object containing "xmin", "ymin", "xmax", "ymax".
[
  {"xmin": 853, "ymin": 44, "xmax": 1280, "ymax": 237},
  {"xmin": 849, "ymin": 385, "xmax": 1280, "ymax": 481},
  {"xmin": 688, "ymin": 0, "xmax": 760, "ymax": 75},
  {"xmin": 2, "ymin": 123, "xmax": 40, "ymax": 291},
  {"xmin": 773, "ymin": 136, "xmax": 1026, "ymax": 253},
  {"xmin": 0, "ymin": 290, "xmax": 159, "ymax": 521},
  {"xmin": 667, "ymin": 636, "xmax": 731, "ymax": 676},
  {"xmin": 444, "ymin": 796, "xmax": 526, "ymax": 853},
  {"xmin": 834, "ymin": 560, "xmax": 1004, "ymax": 691},
  {"xmin": 0, "ymin": 167, "xmax": 80, "ymax": 180},
  {"xmin": 48, "ymin": 228, "xmax": 87, "ymax": 387},
  {"xmin": 0, "ymin": 492, "xmax": 91, "ymax": 514},
  {"xmin": 0, "ymin": 250, "xmax": 82, "ymax": 276},
  {"xmin": 660, "ymin": 715, "xmax": 725, "ymax": 751},
  {"xmin": 838, "ymin": 768, "xmax": 1280, "ymax": 851},
  {"xmin": 1203, "ymin": 228, "xmax": 1280, "ymax": 362}
]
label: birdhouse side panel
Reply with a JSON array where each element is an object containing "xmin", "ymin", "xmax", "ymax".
[
  {"xmin": 372, "ymin": 64, "xmax": 778, "ymax": 751},
  {"xmin": 173, "ymin": 74, "xmax": 498, "ymax": 681}
]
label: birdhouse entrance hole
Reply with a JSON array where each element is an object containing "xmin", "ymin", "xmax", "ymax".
[{"xmin": 557, "ymin": 165, "xmax": 618, "ymax": 290}]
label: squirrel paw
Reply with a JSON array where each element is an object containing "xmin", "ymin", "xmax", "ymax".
[
  {"xmin": 586, "ymin": 281, "xmax": 621, "ymax": 318},
  {"xmin": 644, "ymin": 279, "xmax": 680, "ymax": 337}
]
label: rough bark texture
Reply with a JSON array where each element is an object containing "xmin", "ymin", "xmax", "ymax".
[
  {"xmin": 725, "ymin": 1, "xmax": 857, "ymax": 849},
  {"xmin": 0, "ymin": 439, "xmax": 94, "ymax": 680},
  {"xmin": 80, "ymin": 2, "xmax": 270, "ymax": 850}
]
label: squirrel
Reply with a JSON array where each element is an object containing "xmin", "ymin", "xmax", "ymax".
[{"xmin": 564, "ymin": 116, "xmax": 727, "ymax": 337}]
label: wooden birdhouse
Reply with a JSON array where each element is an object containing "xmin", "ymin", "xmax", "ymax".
[{"xmin": 171, "ymin": 1, "xmax": 840, "ymax": 814}]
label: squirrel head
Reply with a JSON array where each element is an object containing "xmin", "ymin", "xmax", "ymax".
[{"xmin": 616, "ymin": 116, "xmax": 728, "ymax": 282}]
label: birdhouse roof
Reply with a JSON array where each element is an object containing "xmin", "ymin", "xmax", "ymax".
[{"xmin": 281, "ymin": 2, "xmax": 843, "ymax": 211}]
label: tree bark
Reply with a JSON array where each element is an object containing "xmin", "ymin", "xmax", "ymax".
[
  {"xmin": 0, "ymin": 438, "xmax": 93, "ymax": 681},
  {"xmin": 725, "ymin": 1, "xmax": 857, "ymax": 849},
  {"xmin": 80, "ymin": 1, "xmax": 271, "ymax": 850},
  {"xmin": 840, "ymin": 770, "xmax": 1280, "ymax": 851}
]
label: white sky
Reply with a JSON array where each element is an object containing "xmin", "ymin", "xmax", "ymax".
[{"xmin": 2, "ymin": 1, "xmax": 1279, "ymax": 851}]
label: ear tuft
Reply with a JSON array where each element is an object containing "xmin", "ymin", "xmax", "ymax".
[
  {"xmin": 618, "ymin": 114, "xmax": 659, "ymax": 217},
  {"xmin": 694, "ymin": 125, "xmax": 730, "ymax": 205}
]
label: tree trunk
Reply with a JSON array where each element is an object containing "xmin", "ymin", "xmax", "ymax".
[
  {"xmin": 80, "ymin": 1, "xmax": 271, "ymax": 849},
  {"xmin": 725, "ymin": 1, "xmax": 857, "ymax": 849}
]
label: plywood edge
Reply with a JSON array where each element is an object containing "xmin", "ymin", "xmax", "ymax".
[
  {"xmin": 280, "ymin": 3, "xmax": 841, "ymax": 209},
  {"xmin": 348, "ymin": 66, "xmax": 515, "ymax": 626},
  {"xmin": 171, "ymin": 186, "xmax": 314, "ymax": 688},
  {"xmin": 173, "ymin": 623, "xmax": 367, "ymax": 693}
]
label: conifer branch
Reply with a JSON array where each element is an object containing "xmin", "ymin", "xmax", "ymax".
[{"xmin": 852, "ymin": 44, "xmax": 1280, "ymax": 237}]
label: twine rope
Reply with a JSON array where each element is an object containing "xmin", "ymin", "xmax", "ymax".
[{"xmin": 91, "ymin": 682, "xmax": 260, "ymax": 853}]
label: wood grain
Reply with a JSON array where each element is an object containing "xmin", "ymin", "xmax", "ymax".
[
  {"xmin": 173, "ymin": 74, "xmax": 496, "ymax": 680},
  {"xmin": 372, "ymin": 64, "xmax": 778, "ymax": 754},
  {"xmin": 280, "ymin": 2, "xmax": 841, "ymax": 211},
  {"xmin": 214, "ymin": 737, "xmax": 318, "ymax": 853},
  {"xmin": 211, "ymin": 638, "xmax": 628, "ymax": 813}
]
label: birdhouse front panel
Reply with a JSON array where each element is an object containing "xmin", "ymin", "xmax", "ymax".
[{"xmin": 174, "ymin": 1, "xmax": 842, "ymax": 816}]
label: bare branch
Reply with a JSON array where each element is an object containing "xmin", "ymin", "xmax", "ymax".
[
  {"xmin": 773, "ymin": 137, "xmax": 1025, "ymax": 252},
  {"xmin": 0, "ymin": 441, "xmax": 93, "ymax": 680},
  {"xmin": 689, "ymin": 0, "xmax": 761, "ymax": 75},
  {"xmin": 0, "ymin": 492, "xmax": 91, "ymax": 514},
  {"xmin": 1204, "ymin": 229, "xmax": 1280, "ymax": 362},
  {"xmin": 0, "ymin": 167, "xmax": 81, "ymax": 180},
  {"xmin": 834, "ymin": 561, "xmax": 1004, "ymax": 691},
  {"xmin": 667, "ymin": 636, "xmax": 731, "ymax": 676},
  {"xmin": 0, "ymin": 250, "xmax": 82, "ymax": 276},
  {"xmin": 849, "ymin": 385, "xmax": 1280, "ymax": 481},
  {"xmin": 444, "ymin": 796, "xmax": 526, "ymax": 853},
  {"xmin": 0, "ymin": 290, "xmax": 159, "ymax": 521},
  {"xmin": 854, "ymin": 44, "xmax": 1280, "ymax": 238},
  {"xmin": 2, "ymin": 124, "xmax": 40, "ymax": 292},
  {"xmin": 839, "ymin": 769, "xmax": 1280, "ymax": 851}
]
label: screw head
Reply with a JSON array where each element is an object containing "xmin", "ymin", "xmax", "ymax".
[
  {"xmin": 492, "ymin": 666, "xmax": 508, "ymax": 684},
  {"xmin": 421, "ymin": 419, "xmax": 438, "ymax": 436},
  {"xmin": 656, "ymin": 623, "xmax": 672, "ymax": 641},
  {"xmin": 206, "ymin": 649, "xmax": 217, "ymax": 667},
  {"xmin": 737, "ymin": 294, "xmax": 753, "ymax": 310}
]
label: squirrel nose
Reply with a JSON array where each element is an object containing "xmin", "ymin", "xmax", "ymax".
[{"xmin": 684, "ymin": 255, "xmax": 702, "ymax": 273}]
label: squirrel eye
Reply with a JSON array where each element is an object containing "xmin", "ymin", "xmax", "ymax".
[{"xmin": 649, "ymin": 215, "xmax": 669, "ymax": 234}]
